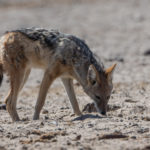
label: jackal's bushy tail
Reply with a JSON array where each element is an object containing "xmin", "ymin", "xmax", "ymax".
[{"xmin": 0, "ymin": 62, "xmax": 3, "ymax": 86}]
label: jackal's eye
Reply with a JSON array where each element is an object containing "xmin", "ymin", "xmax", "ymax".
[
  {"xmin": 91, "ymin": 80, "xmax": 96, "ymax": 85},
  {"xmin": 95, "ymin": 95, "xmax": 101, "ymax": 100}
]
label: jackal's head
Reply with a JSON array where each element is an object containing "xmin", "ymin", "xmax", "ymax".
[{"xmin": 85, "ymin": 64, "xmax": 116, "ymax": 115}]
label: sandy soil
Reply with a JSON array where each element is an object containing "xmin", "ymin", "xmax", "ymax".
[{"xmin": 0, "ymin": 0, "xmax": 150, "ymax": 149}]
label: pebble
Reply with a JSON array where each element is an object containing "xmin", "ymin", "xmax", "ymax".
[
  {"xmin": 131, "ymin": 136, "xmax": 136, "ymax": 139},
  {"xmin": 42, "ymin": 109, "xmax": 49, "ymax": 114},
  {"xmin": 0, "ymin": 104, "xmax": 6, "ymax": 110},
  {"xmin": 118, "ymin": 114, "xmax": 123, "ymax": 117},
  {"xmin": 144, "ymin": 49, "xmax": 150, "ymax": 56}
]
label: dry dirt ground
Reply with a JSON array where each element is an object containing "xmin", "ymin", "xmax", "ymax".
[{"xmin": 0, "ymin": 0, "xmax": 150, "ymax": 150}]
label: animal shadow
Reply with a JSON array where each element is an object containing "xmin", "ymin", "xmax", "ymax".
[{"xmin": 72, "ymin": 114, "xmax": 104, "ymax": 121}]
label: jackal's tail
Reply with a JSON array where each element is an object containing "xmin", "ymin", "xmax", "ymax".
[
  {"xmin": 0, "ymin": 62, "xmax": 3, "ymax": 86},
  {"xmin": 0, "ymin": 61, "xmax": 6, "ymax": 110}
]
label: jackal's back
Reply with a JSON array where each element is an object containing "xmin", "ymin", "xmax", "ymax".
[
  {"xmin": 2, "ymin": 28, "xmax": 104, "ymax": 72},
  {"xmin": 10, "ymin": 27, "xmax": 104, "ymax": 72}
]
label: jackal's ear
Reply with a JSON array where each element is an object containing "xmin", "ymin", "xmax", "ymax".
[
  {"xmin": 87, "ymin": 65, "xmax": 98, "ymax": 85},
  {"xmin": 105, "ymin": 64, "xmax": 116, "ymax": 82}
]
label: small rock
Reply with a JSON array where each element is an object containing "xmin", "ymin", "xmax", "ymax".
[
  {"xmin": 56, "ymin": 92, "xmax": 59, "ymax": 95},
  {"xmin": 131, "ymin": 136, "xmax": 136, "ymax": 139},
  {"xmin": 40, "ymin": 132, "xmax": 57, "ymax": 140},
  {"xmin": 132, "ymin": 124, "xmax": 138, "ymax": 127},
  {"xmin": 60, "ymin": 107, "xmax": 69, "ymax": 110},
  {"xmin": 66, "ymin": 140, "xmax": 71, "ymax": 145},
  {"xmin": 10, "ymin": 135, "xmax": 18, "ymax": 139},
  {"xmin": 22, "ymin": 145, "xmax": 28, "ymax": 150},
  {"xmin": 45, "ymin": 116, "xmax": 49, "ymax": 120},
  {"xmin": 108, "ymin": 105, "xmax": 121, "ymax": 111},
  {"xmin": 42, "ymin": 109, "xmax": 49, "ymax": 114},
  {"xmin": 125, "ymin": 99, "xmax": 137, "ymax": 103},
  {"xmin": 60, "ymin": 147, "xmax": 67, "ymax": 150},
  {"xmin": 82, "ymin": 146, "xmax": 93, "ymax": 150},
  {"xmin": 128, "ymin": 117, "xmax": 131, "ymax": 120},
  {"xmin": 30, "ymin": 130, "xmax": 43, "ymax": 135},
  {"xmin": 141, "ymin": 116, "xmax": 150, "ymax": 121},
  {"xmin": 57, "ymin": 128, "xmax": 62, "ymax": 131},
  {"xmin": 40, "ymin": 122, "xmax": 44, "ymax": 126},
  {"xmin": 144, "ymin": 49, "xmax": 150, "ymax": 56},
  {"xmin": 75, "ymin": 141, "xmax": 81, "ymax": 146},
  {"xmin": 137, "ymin": 128, "xmax": 149, "ymax": 134},
  {"xmin": 0, "ymin": 104, "xmax": 6, "ymax": 110},
  {"xmin": 0, "ymin": 146, "xmax": 6, "ymax": 150},
  {"xmin": 143, "ymin": 145, "xmax": 150, "ymax": 150},
  {"xmin": 51, "ymin": 121, "xmax": 58, "ymax": 125},
  {"xmin": 133, "ymin": 116, "xmax": 138, "ymax": 119},
  {"xmin": 76, "ymin": 135, "xmax": 81, "ymax": 141},
  {"xmin": 98, "ymin": 132, "xmax": 128, "ymax": 140},
  {"xmin": 88, "ymin": 123, "xmax": 94, "ymax": 128},
  {"xmin": 70, "ymin": 113, "xmax": 75, "ymax": 117},
  {"xmin": 73, "ymin": 135, "xmax": 81, "ymax": 141},
  {"xmin": 22, "ymin": 117, "xmax": 29, "ymax": 121},
  {"xmin": 51, "ymin": 139, "xmax": 57, "ymax": 142},
  {"xmin": 118, "ymin": 114, "xmax": 123, "ymax": 117}
]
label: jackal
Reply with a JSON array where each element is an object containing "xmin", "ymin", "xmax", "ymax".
[{"xmin": 0, "ymin": 28, "xmax": 116, "ymax": 121}]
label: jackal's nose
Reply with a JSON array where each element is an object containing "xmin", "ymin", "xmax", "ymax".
[{"xmin": 101, "ymin": 111, "xmax": 106, "ymax": 115}]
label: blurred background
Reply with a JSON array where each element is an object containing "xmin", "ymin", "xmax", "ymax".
[{"xmin": 0, "ymin": 0, "xmax": 150, "ymax": 82}]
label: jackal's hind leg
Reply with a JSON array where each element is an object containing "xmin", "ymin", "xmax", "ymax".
[
  {"xmin": 33, "ymin": 70, "xmax": 55, "ymax": 120},
  {"xmin": 5, "ymin": 69, "xmax": 25, "ymax": 121},
  {"xmin": 20, "ymin": 69, "xmax": 31, "ymax": 91},
  {"xmin": 61, "ymin": 78, "xmax": 82, "ymax": 116}
]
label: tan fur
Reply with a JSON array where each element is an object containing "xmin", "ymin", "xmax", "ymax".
[{"xmin": 0, "ymin": 30, "xmax": 116, "ymax": 122}]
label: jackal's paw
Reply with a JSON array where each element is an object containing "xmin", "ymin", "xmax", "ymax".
[
  {"xmin": 33, "ymin": 114, "xmax": 40, "ymax": 120},
  {"xmin": 33, "ymin": 116, "xmax": 39, "ymax": 120},
  {"xmin": 8, "ymin": 111, "xmax": 20, "ymax": 122},
  {"xmin": 12, "ymin": 116, "xmax": 20, "ymax": 122},
  {"xmin": 75, "ymin": 111, "xmax": 82, "ymax": 116}
]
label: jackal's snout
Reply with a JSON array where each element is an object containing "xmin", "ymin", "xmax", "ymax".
[
  {"xmin": 101, "ymin": 111, "xmax": 106, "ymax": 115},
  {"xmin": 94, "ymin": 100, "xmax": 107, "ymax": 116}
]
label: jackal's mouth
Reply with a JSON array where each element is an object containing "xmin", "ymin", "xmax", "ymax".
[
  {"xmin": 94, "ymin": 102, "xmax": 101, "ymax": 113},
  {"xmin": 94, "ymin": 102, "xmax": 107, "ymax": 116}
]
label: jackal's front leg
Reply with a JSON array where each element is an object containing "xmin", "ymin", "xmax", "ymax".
[
  {"xmin": 33, "ymin": 70, "xmax": 55, "ymax": 120},
  {"xmin": 61, "ymin": 78, "xmax": 82, "ymax": 116}
]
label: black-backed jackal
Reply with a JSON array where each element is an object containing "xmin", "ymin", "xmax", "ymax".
[{"xmin": 0, "ymin": 28, "xmax": 116, "ymax": 121}]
